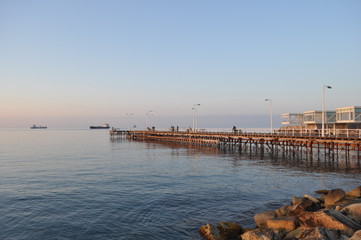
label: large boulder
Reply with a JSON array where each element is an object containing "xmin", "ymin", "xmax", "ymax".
[
  {"xmin": 341, "ymin": 203, "xmax": 361, "ymax": 224},
  {"xmin": 297, "ymin": 209, "xmax": 361, "ymax": 237},
  {"xmin": 254, "ymin": 210, "xmax": 276, "ymax": 228},
  {"xmin": 347, "ymin": 186, "xmax": 361, "ymax": 198},
  {"xmin": 241, "ymin": 228, "xmax": 285, "ymax": 240},
  {"xmin": 350, "ymin": 230, "xmax": 361, "ymax": 240},
  {"xmin": 199, "ymin": 222, "xmax": 242, "ymax": 240},
  {"xmin": 284, "ymin": 227, "xmax": 342, "ymax": 240},
  {"xmin": 324, "ymin": 189, "xmax": 346, "ymax": 206},
  {"xmin": 288, "ymin": 197, "xmax": 321, "ymax": 216},
  {"xmin": 266, "ymin": 216, "xmax": 299, "ymax": 232}
]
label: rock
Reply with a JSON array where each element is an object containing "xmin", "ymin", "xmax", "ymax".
[
  {"xmin": 347, "ymin": 186, "xmax": 361, "ymax": 198},
  {"xmin": 325, "ymin": 189, "xmax": 346, "ymax": 206},
  {"xmin": 242, "ymin": 228, "xmax": 256, "ymax": 233},
  {"xmin": 266, "ymin": 216, "xmax": 299, "ymax": 232},
  {"xmin": 200, "ymin": 223, "xmax": 219, "ymax": 240},
  {"xmin": 315, "ymin": 189, "xmax": 330, "ymax": 195},
  {"xmin": 284, "ymin": 227, "xmax": 341, "ymax": 240},
  {"xmin": 340, "ymin": 235, "xmax": 351, "ymax": 240},
  {"xmin": 254, "ymin": 210, "xmax": 276, "ymax": 228},
  {"xmin": 326, "ymin": 209, "xmax": 361, "ymax": 234},
  {"xmin": 341, "ymin": 203, "xmax": 361, "ymax": 224},
  {"xmin": 241, "ymin": 228, "xmax": 285, "ymax": 240},
  {"xmin": 218, "ymin": 222, "xmax": 243, "ymax": 240},
  {"xmin": 297, "ymin": 209, "xmax": 361, "ymax": 237},
  {"xmin": 337, "ymin": 198, "xmax": 361, "ymax": 208},
  {"xmin": 288, "ymin": 197, "xmax": 321, "ymax": 216},
  {"xmin": 275, "ymin": 205, "xmax": 290, "ymax": 217},
  {"xmin": 330, "ymin": 198, "xmax": 361, "ymax": 212},
  {"xmin": 283, "ymin": 227, "xmax": 303, "ymax": 240},
  {"xmin": 350, "ymin": 230, "xmax": 361, "ymax": 240},
  {"xmin": 199, "ymin": 222, "xmax": 242, "ymax": 240},
  {"xmin": 304, "ymin": 194, "xmax": 321, "ymax": 204},
  {"xmin": 292, "ymin": 197, "xmax": 303, "ymax": 206},
  {"xmin": 335, "ymin": 205, "xmax": 342, "ymax": 211}
]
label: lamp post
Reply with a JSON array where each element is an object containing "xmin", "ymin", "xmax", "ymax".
[
  {"xmin": 126, "ymin": 113, "xmax": 133, "ymax": 131},
  {"xmin": 192, "ymin": 104, "xmax": 200, "ymax": 132},
  {"xmin": 265, "ymin": 99, "xmax": 273, "ymax": 134},
  {"xmin": 195, "ymin": 104, "xmax": 200, "ymax": 131},
  {"xmin": 322, "ymin": 85, "xmax": 332, "ymax": 137}
]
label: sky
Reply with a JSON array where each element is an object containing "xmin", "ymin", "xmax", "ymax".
[{"xmin": 1, "ymin": 0, "xmax": 360, "ymax": 129}]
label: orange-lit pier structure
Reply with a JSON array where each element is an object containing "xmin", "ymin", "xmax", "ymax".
[{"xmin": 110, "ymin": 130, "xmax": 361, "ymax": 161}]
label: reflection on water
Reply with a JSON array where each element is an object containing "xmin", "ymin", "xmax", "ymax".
[
  {"xmin": 1, "ymin": 130, "xmax": 360, "ymax": 240},
  {"xmin": 115, "ymin": 138, "xmax": 361, "ymax": 174}
]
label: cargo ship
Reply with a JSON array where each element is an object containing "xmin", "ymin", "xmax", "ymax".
[
  {"xmin": 90, "ymin": 123, "xmax": 110, "ymax": 129},
  {"xmin": 30, "ymin": 124, "xmax": 47, "ymax": 129}
]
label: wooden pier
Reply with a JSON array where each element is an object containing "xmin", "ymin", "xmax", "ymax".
[{"xmin": 109, "ymin": 130, "xmax": 361, "ymax": 162}]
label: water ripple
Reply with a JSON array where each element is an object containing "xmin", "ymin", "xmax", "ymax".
[{"xmin": 0, "ymin": 130, "xmax": 360, "ymax": 239}]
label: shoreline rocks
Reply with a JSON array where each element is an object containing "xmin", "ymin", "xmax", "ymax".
[{"xmin": 199, "ymin": 186, "xmax": 361, "ymax": 240}]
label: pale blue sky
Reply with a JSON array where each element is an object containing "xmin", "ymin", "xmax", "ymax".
[{"xmin": 1, "ymin": 0, "xmax": 360, "ymax": 128}]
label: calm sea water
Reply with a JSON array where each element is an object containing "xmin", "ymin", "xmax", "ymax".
[{"xmin": 1, "ymin": 129, "xmax": 360, "ymax": 240}]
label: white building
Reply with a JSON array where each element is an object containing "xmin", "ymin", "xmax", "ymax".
[
  {"xmin": 281, "ymin": 106, "xmax": 359, "ymax": 129},
  {"xmin": 336, "ymin": 106, "xmax": 361, "ymax": 123},
  {"xmin": 281, "ymin": 113, "xmax": 303, "ymax": 125}
]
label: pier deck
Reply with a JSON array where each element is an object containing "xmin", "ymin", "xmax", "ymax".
[{"xmin": 110, "ymin": 130, "xmax": 361, "ymax": 161}]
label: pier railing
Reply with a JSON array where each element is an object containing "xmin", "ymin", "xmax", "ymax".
[
  {"xmin": 276, "ymin": 128, "xmax": 361, "ymax": 138},
  {"xmin": 110, "ymin": 127, "xmax": 361, "ymax": 139}
]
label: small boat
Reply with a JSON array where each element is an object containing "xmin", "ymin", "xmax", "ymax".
[
  {"xmin": 90, "ymin": 123, "xmax": 110, "ymax": 129},
  {"xmin": 30, "ymin": 124, "xmax": 47, "ymax": 129}
]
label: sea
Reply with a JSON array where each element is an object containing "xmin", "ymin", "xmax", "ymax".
[{"xmin": 0, "ymin": 128, "xmax": 360, "ymax": 240}]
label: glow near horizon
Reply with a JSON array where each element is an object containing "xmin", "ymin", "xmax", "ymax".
[{"xmin": 0, "ymin": 0, "xmax": 360, "ymax": 128}]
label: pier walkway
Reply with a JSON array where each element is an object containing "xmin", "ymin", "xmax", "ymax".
[{"xmin": 110, "ymin": 130, "xmax": 361, "ymax": 161}]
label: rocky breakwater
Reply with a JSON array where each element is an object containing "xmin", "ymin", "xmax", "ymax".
[{"xmin": 199, "ymin": 186, "xmax": 361, "ymax": 240}]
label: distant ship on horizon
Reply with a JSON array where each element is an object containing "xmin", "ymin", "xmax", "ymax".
[
  {"xmin": 30, "ymin": 124, "xmax": 47, "ymax": 129},
  {"xmin": 90, "ymin": 123, "xmax": 110, "ymax": 129}
]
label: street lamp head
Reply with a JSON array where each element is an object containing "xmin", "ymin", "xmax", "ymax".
[
  {"xmin": 323, "ymin": 85, "xmax": 332, "ymax": 89},
  {"xmin": 265, "ymin": 99, "xmax": 271, "ymax": 102}
]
